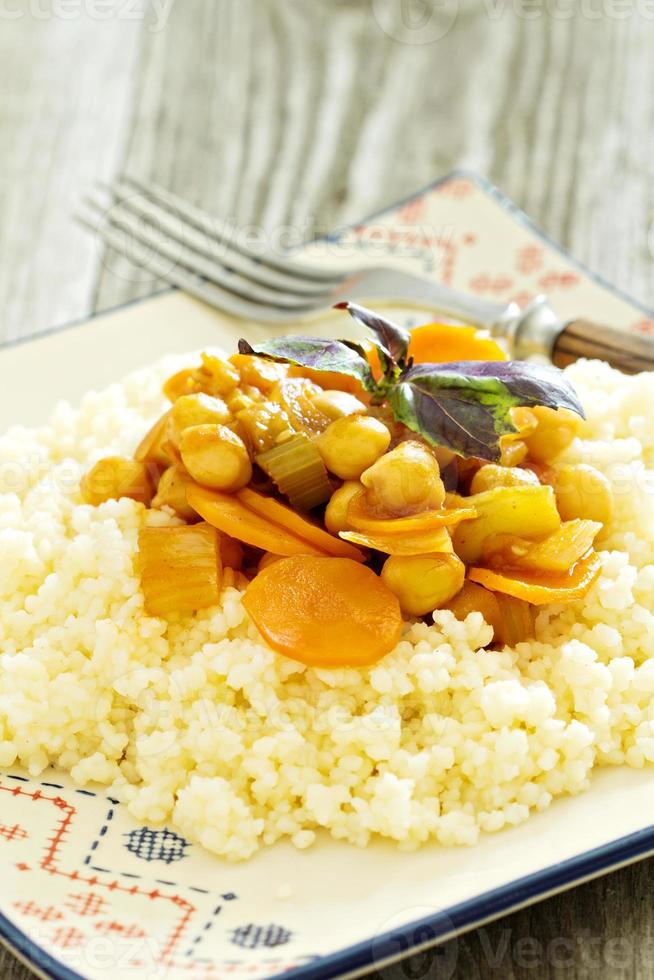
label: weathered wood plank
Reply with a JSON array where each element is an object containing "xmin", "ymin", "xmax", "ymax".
[{"xmin": 0, "ymin": 2, "xmax": 143, "ymax": 342}]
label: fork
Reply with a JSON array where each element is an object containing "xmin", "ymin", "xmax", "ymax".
[{"xmin": 79, "ymin": 176, "xmax": 654, "ymax": 374}]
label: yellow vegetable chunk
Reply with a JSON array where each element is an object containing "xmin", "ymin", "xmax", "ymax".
[
  {"xmin": 482, "ymin": 519, "xmax": 602, "ymax": 574},
  {"xmin": 235, "ymin": 401, "xmax": 292, "ymax": 454},
  {"xmin": 271, "ymin": 378, "xmax": 330, "ymax": 434},
  {"xmin": 381, "ymin": 553, "xmax": 465, "ymax": 616},
  {"xmin": 180, "ymin": 424, "xmax": 252, "ymax": 492},
  {"xmin": 523, "ymin": 406, "xmax": 581, "ymax": 463},
  {"xmin": 551, "ymin": 464, "xmax": 614, "ymax": 525},
  {"xmin": 469, "ymin": 551, "xmax": 601, "ymax": 604},
  {"xmin": 470, "ymin": 464, "xmax": 540, "ymax": 495},
  {"xmin": 152, "ymin": 465, "xmax": 197, "ymax": 521},
  {"xmin": 341, "ymin": 526, "xmax": 453, "ymax": 556},
  {"xmin": 495, "ymin": 594, "xmax": 535, "ymax": 646},
  {"xmin": 452, "ymin": 485, "xmax": 561, "ymax": 565},
  {"xmin": 139, "ymin": 522, "xmax": 222, "ymax": 616},
  {"xmin": 316, "ymin": 416, "xmax": 391, "ymax": 480},
  {"xmin": 324, "ymin": 481, "xmax": 362, "ymax": 534},
  {"xmin": 256, "ymin": 433, "xmax": 332, "ymax": 510},
  {"xmin": 81, "ymin": 456, "xmax": 153, "ymax": 506},
  {"xmin": 360, "ymin": 441, "xmax": 445, "ymax": 516}
]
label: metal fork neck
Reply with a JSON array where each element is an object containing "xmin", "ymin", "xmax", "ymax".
[{"xmin": 493, "ymin": 295, "xmax": 565, "ymax": 360}]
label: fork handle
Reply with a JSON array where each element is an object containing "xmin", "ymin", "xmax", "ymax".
[{"xmin": 552, "ymin": 319, "xmax": 654, "ymax": 375}]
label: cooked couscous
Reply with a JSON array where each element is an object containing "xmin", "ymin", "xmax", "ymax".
[{"xmin": 2, "ymin": 337, "xmax": 654, "ymax": 860}]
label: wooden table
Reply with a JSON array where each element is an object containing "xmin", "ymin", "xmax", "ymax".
[{"xmin": 1, "ymin": 2, "xmax": 654, "ymax": 977}]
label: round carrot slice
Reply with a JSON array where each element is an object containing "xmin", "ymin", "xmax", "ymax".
[
  {"xmin": 187, "ymin": 483, "xmax": 328, "ymax": 557},
  {"xmin": 468, "ymin": 551, "xmax": 601, "ymax": 605},
  {"xmin": 243, "ymin": 557, "xmax": 403, "ymax": 668}
]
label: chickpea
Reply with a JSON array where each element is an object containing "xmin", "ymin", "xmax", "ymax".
[
  {"xmin": 171, "ymin": 393, "xmax": 232, "ymax": 445},
  {"xmin": 316, "ymin": 416, "xmax": 391, "ymax": 480},
  {"xmin": 180, "ymin": 424, "xmax": 252, "ymax": 492},
  {"xmin": 381, "ymin": 553, "xmax": 465, "ymax": 616},
  {"xmin": 196, "ymin": 352, "xmax": 240, "ymax": 395},
  {"xmin": 552, "ymin": 463, "xmax": 613, "ymax": 525},
  {"xmin": 360, "ymin": 441, "xmax": 445, "ymax": 516},
  {"xmin": 444, "ymin": 581, "xmax": 503, "ymax": 642},
  {"xmin": 324, "ymin": 481, "xmax": 362, "ymax": 534},
  {"xmin": 523, "ymin": 407, "xmax": 581, "ymax": 464},
  {"xmin": 81, "ymin": 456, "xmax": 153, "ymax": 506},
  {"xmin": 163, "ymin": 368, "xmax": 197, "ymax": 402},
  {"xmin": 152, "ymin": 465, "xmax": 197, "ymax": 521},
  {"xmin": 470, "ymin": 464, "xmax": 540, "ymax": 495},
  {"xmin": 312, "ymin": 390, "xmax": 367, "ymax": 421}
]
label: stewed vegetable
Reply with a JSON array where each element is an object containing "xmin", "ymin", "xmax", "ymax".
[{"xmin": 81, "ymin": 303, "xmax": 610, "ymax": 668}]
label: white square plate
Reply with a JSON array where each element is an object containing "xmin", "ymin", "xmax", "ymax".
[{"xmin": 1, "ymin": 172, "xmax": 654, "ymax": 980}]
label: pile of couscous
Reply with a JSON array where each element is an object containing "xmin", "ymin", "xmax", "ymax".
[{"xmin": 1, "ymin": 356, "xmax": 654, "ymax": 861}]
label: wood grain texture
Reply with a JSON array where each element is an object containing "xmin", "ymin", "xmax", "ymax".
[
  {"xmin": 2, "ymin": 2, "xmax": 654, "ymax": 979},
  {"xmin": 554, "ymin": 318, "xmax": 654, "ymax": 373}
]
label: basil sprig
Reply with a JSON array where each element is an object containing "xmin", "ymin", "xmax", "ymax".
[{"xmin": 239, "ymin": 304, "xmax": 585, "ymax": 463}]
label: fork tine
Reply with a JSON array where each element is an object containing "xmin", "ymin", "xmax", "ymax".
[
  {"xmin": 119, "ymin": 174, "xmax": 349, "ymax": 285},
  {"xmin": 77, "ymin": 205, "xmax": 319, "ymax": 324},
  {"xmin": 83, "ymin": 191, "xmax": 334, "ymax": 312},
  {"xmin": 102, "ymin": 179, "xmax": 335, "ymax": 299}
]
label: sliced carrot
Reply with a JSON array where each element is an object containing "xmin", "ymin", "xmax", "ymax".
[
  {"xmin": 243, "ymin": 556, "xmax": 403, "ymax": 668},
  {"xmin": 238, "ymin": 487, "xmax": 364, "ymax": 561},
  {"xmin": 187, "ymin": 483, "xmax": 328, "ymax": 557},
  {"xmin": 408, "ymin": 323, "xmax": 507, "ymax": 364},
  {"xmin": 468, "ymin": 551, "xmax": 602, "ymax": 605},
  {"xmin": 347, "ymin": 489, "xmax": 476, "ymax": 536},
  {"xmin": 340, "ymin": 526, "xmax": 453, "ymax": 556}
]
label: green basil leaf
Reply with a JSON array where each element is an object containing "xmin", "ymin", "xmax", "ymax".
[
  {"xmin": 335, "ymin": 302, "xmax": 411, "ymax": 365},
  {"xmin": 390, "ymin": 360, "xmax": 585, "ymax": 461},
  {"xmin": 238, "ymin": 336, "xmax": 377, "ymax": 392}
]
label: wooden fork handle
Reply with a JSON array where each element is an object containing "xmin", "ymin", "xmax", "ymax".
[{"xmin": 552, "ymin": 319, "xmax": 654, "ymax": 375}]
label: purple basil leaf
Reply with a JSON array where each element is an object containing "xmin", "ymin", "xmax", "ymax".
[
  {"xmin": 389, "ymin": 360, "xmax": 585, "ymax": 461},
  {"xmin": 238, "ymin": 336, "xmax": 377, "ymax": 391},
  {"xmin": 403, "ymin": 360, "xmax": 585, "ymax": 417},
  {"xmin": 335, "ymin": 302, "xmax": 411, "ymax": 365}
]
